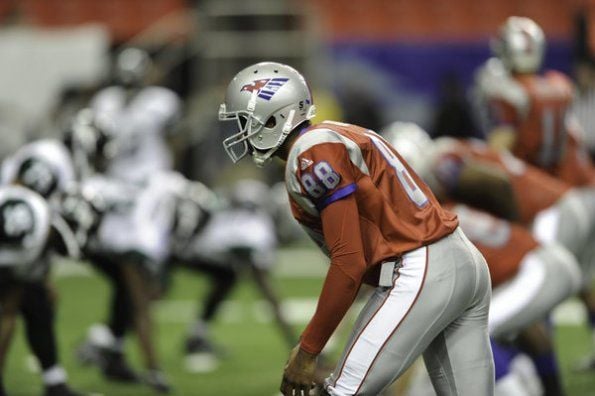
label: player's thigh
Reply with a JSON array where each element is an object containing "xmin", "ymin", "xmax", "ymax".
[
  {"xmin": 327, "ymin": 229, "xmax": 491, "ymax": 395},
  {"xmin": 489, "ymin": 244, "xmax": 580, "ymax": 338},
  {"xmin": 423, "ymin": 280, "xmax": 494, "ymax": 396},
  {"xmin": 533, "ymin": 191, "xmax": 591, "ymax": 260}
]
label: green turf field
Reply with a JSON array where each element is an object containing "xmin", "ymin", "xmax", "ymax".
[{"xmin": 4, "ymin": 247, "xmax": 595, "ymax": 396}]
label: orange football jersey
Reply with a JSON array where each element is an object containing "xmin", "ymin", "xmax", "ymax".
[
  {"xmin": 431, "ymin": 138, "xmax": 571, "ymax": 224},
  {"xmin": 285, "ymin": 121, "xmax": 459, "ymax": 354},
  {"xmin": 489, "ymin": 71, "xmax": 572, "ymax": 168},
  {"xmin": 444, "ymin": 203, "xmax": 538, "ymax": 287},
  {"xmin": 286, "ymin": 121, "xmax": 458, "ymax": 273},
  {"xmin": 487, "ymin": 70, "xmax": 595, "ymax": 186}
]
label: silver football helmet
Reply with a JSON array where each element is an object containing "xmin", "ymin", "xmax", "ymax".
[
  {"xmin": 381, "ymin": 122, "xmax": 434, "ymax": 179},
  {"xmin": 219, "ymin": 62, "xmax": 316, "ymax": 167},
  {"xmin": 492, "ymin": 16, "xmax": 545, "ymax": 74}
]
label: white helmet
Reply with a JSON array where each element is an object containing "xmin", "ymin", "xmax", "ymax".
[
  {"xmin": 492, "ymin": 16, "xmax": 545, "ymax": 74},
  {"xmin": 219, "ymin": 62, "xmax": 316, "ymax": 167},
  {"xmin": 381, "ymin": 122, "xmax": 434, "ymax": 178},
  {"xmin": 114, "ymin": 47, "xmax": 152, "ymax": 87}
]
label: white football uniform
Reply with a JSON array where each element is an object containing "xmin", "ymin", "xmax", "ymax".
[
  {"xmin": 181, "ymin": 206, "xmax": 277, "ymax": 270},
  {"xmin": 83, "ymin": 172, "xmax": 180, "ymax": 272},
  {"xmin": 90, "ymin": 85, "xmax": 181, "ymax": 185}
]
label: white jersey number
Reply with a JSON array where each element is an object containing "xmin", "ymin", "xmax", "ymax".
[
  {"xmin": 301, "ymin": 162, "xmax": 340, "ymax": 199},
  {"xmin": 366, "ymin": 131, "xmax": 429, "ymax": 207}
]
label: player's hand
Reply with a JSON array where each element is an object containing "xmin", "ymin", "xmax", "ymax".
[
  {"xmin": 143, "ymin": 369, "xmax": 172, "ymax": 394},
  {"xmin": 280, "ymin": 344, "xmax": 318, "ymax": 396}
]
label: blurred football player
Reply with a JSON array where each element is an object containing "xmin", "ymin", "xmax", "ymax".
[
  {"xmin": 447, "ymin": 204, "xmax": 579, "ymax": 396},
  {"xmin": 385, "ymin": 122, "xmax": 595, "ymax": 376},
  {"xmin": 0, "ymin": 176, "xmax": 81, "ymax": 395},
  {"xmin": 219, "ymin": 62, "xmax": 494, "ymax": 396},
  {"xmin": 483, "ymin": 20, "xmax": 595, "ymax": 370},
  {"xmin": 385, "ymin": 122, "xmax": 591, "ymax": 395},
  {"xmin": 170, "ymin": 178, "xmax": 298, "ymax": 373},
  {"xmin": 388, "ymin": 124, "xmax": 584, "ymax": 396},
  {"xmin": 381, "ymin": 122, "xmax": 595, "ymax": 260},
  {"xmin": 482, "ymin": 16, "xmax": 595, "ymax": 188},
  {"xmin": 59, "ymin": 103, "xmax": 173, "ymax": 392},
  {"xmin": 89, "ymin": 47, "xmax": 181, "ymax": 186},
  {"xmin": 71, "ymin": 172, "xmax": 179, "ymax": 393}
]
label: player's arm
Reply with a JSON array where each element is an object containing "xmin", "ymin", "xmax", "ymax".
[
  {"xmin": 451, "ymin": 161, "xmax": 520, "ymax": 222},
  {"xmin": 0, "ymin": 286, "xmax": 23, "ymax": 373},
  {"xmin": 483, "ymin": 82, "xmax": 522, "ymax": 151},
  {"xmin": 248, "ymin": 264, "xmax": 298, "ymax": 348},
  {"xmin": 282, "ymin": 193, "xmax": 366, "ymax": 395}
]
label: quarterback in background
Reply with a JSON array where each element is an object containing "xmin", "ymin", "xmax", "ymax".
[{"xmin": 219, "ymin": 62, "xmax": 494, "ymax": 396}]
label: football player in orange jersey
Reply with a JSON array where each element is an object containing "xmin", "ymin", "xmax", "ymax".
[
  {"xmin": 219, "ymin": 62, "xmax": 494, "ymax": 396},
  {"xmin": 482, "ymin": 20, "xmax": 595, "ymax": 371},
  {"xmin": 446, "ymin": 204, "xmax": 579, "ymax": 396},
  {"xmin": 387, "ymin": 123, "xmax": 583, "ymax": 396},
  {"xmin": 481, "ymin": 16, "xmax": 595, "ymax": 188}
]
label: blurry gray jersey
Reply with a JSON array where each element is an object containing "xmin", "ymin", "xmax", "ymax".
[
  {"xmin": 90, "ymin": 85, "xmax": 180, "ymax": 184},
  {"xmin": 83, "ymin": 172, "xmax": 180, "ymax": 268},
  {"xmin": 179, "ymin": 207, "xmax": 277, "ymax": 270}
]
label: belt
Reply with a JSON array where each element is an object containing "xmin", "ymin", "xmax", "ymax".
[{"xmin": 378, "ymin": 259, "xmax": 402, "ymax": 287}]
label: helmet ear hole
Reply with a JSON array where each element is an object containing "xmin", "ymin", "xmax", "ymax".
[
  {"xmin": 238, "ymin": 115, "xmax": 248, "ymax": 129},
  {"xmin": 265, "ymin": 116, "xmax": 276, "ymax": 128}
]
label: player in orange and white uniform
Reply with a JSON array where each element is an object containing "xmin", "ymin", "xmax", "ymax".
[
  {"xmin": 384, "ymin": 124, "xmax": 595, "ymax": 274},
  {"xmin": 219, "ymin": 62, "xmax": 494, "ymax": 396},
  {"xmin": 480, "ymin": 17, "xmax": 595, "ymax": 188},
  {"xmin": 387, "ymin": 124, "xmax": 582, "ymax": 395},
  {"xmin": 446, "ymin": 204, "xmax": 579, "ymax": 396},
  {"xmin": 446, "ymin": 204, "xmax": 579, "ymax": 336}
]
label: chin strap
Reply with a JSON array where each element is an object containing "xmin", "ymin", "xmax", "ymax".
[
  {"xmin": 282, "ymin": 109, "xmax": 296, "ymax": 134},
  {"xmin": 252, "ymin": 110, "xmax": 296, "ymax": 167}
]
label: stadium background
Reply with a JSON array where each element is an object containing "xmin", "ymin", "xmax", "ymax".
[{"xmin": 1, "ymin": 0, "xmax": 595, "ymax": 395}]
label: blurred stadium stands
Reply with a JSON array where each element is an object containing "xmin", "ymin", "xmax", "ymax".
[{"xmin": 0, "ymin": 0, "xmax": 591, "ymax": 147}]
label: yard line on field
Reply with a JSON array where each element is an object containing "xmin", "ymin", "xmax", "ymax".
[
  {"xmin": 552, "ymin": 299, "xmax": 585, "ymax": 325},
  {"xmin": 52, "ymin": 259, "xmax": 93, "ymax": 277},
  {"xmin": 275, "ymin": 247, "xmax": 327, "ymax": 278},
  {"xmin": 155, "ymin": 297, "xmax": 585, "ymax": 326},
  {"xmin": 52, "ymin": 247, "xmax": 327, "ymax": 279},
  {"xmin": 154, "ymin": 298, "xmax": 325, "ymax": 324}
]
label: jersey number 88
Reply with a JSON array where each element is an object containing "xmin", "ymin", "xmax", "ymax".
[{"xmin": 301, "ymin": 162, "xmax": 341, "ymax": 199}]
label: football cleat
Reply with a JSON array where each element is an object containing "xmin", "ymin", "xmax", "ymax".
[
  {"xmin": 143, "ymin": 369, "xmax": 171, "ymax": 394},
  {"xmin": 74, "ymin": 340, "xmax": 104, "ymax": 367},
  {"xmin": 101, "ymin": 350, "xmax": 140, "ymax": 383},
  {"xmin": 184, "ymin": 336, "xmax": 224, "ymax": 373}
]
